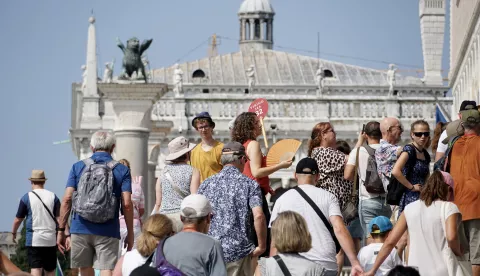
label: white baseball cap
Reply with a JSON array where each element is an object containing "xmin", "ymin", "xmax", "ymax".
[{"xmin": 180, "ymin": 194, "xmax": 213, "ymax": 218}]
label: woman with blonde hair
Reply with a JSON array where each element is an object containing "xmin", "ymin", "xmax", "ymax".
[
  {"xmin": 118, "ymin": 159, "xmax": 145, "ymax": 255},
  {"xmin": 256, "ymin": 211, "xmax": 326, "ymax": 275},
  {"xmin": 113, "ymin": 214, "xmax": 174, "ymax": 276}
]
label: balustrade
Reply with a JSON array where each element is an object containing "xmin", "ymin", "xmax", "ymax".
[{"xmin": 152, "ymin": 98, "xmax": 447, "ymax": 123}]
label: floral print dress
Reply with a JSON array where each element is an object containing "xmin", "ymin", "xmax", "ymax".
[{"xmin": 398, "ymin": 144, "xmax": 430, "ymax": 215}]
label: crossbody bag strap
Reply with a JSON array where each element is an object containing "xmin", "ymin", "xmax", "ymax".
[
  {"xmin": 30, "ymin": 191, "xmax": 58, "ymax": 229},
  {"xmin": 164, "ymin": 168, "xmax": 188, "ymax": 199},
  {"xmin": 352, "ymin": 147, "xmax": 360, "ymax": 196},
  {"xmin": 293, "ymin": 187, "xmax": 341, "ymax": 253},
  {"xmin": 273, "ymin": 255, "xmax": 292, "ymax": 276}
]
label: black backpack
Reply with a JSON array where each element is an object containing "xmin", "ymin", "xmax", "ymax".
[
  {"xmin": 434, "ymin": 136, "xmax": 461, "ymax": 172},
  {"xmin": 363, "ymin": 145, "xmax": 385, "ymax": 194}
]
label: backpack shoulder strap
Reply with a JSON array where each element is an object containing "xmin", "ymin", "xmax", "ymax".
[
  {"xmin": 363, "ymin": 145, "xmax": 376, "ymax": 156},
  {"xmin": 293, "ymin": 187, "xmax": 341, "ymax": 253},
  {"xmin": 82, "ymin": 158, "xmax": 94, "ymax": 166},
  {"xmin": 273, "ymin": 255, "xmax": 292, "ymax": 276},
  {"xmin": 107, "ymin": 160, "xmax": 119, "ymax": 169},
  {"xmin": 155, "ymin": 238, "xmax": 170, "ymax": 264}
]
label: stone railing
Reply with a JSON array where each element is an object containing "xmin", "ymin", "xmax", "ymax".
[{"xmin": 152, "ymin": 97, "xmax": 453, "ymax": 129}]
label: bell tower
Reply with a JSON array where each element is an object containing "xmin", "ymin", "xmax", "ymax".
[
  {"xmin": 238, "ymin": 0, "xmax": 275, "ymax": 52},
  {"xmin": 419, "ymin": 0, "xmax": 446, "ymax": 85}
]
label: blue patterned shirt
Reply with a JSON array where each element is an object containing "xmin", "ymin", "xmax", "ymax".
[
  {"xmin": 198, "ymin": 165, "xmax": 263, "ymax": 263},
  {"xmin": 375, "ymin": 139, "xmax": 401, "ymax": 192}
]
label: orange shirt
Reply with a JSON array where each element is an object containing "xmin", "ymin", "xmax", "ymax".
[
  {"xmin": 450, "ymin": 135, "xmax": 480, "ymax": 221},
  {"xmin": 243, "ymin": 140, "xmax": 270, "ymax": 196}
]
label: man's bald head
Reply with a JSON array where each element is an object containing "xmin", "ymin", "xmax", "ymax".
[{"xmin": 380, "ymin": 117, "xmax": 400, "ymax": 134}]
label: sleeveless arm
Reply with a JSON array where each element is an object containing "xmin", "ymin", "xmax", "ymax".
[
  {"xmin": 248, "ymin": 140, "xmax": 291, "ymax": 178},
  {"xmin": 391, "ymin": 151, "xmax": 413, "ymax": 189},
  {"xmin": 190, "ymin": 168, "xmax": 201, "ymax": 194},
  {"xmin": 153, "ymin": 178, "xmax": 162, "ymax": 214}
]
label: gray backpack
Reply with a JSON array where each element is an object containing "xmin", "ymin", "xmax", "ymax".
[
  {"xmin": 72, "ymin": 158, "xmax": 119, "ymax": 223},
  {"xmin": 363, "ymin": 145, "xmax": 385, "ymax": 194}
]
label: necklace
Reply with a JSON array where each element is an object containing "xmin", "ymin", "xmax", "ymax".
[{"xmin": 411, "ymin": 143, "xmax": 423, "ymax": 153}]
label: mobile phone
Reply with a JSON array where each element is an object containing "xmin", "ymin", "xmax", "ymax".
[{"xmin": 362, "ymin": 124, "xmax": 366, "ymax": 134}]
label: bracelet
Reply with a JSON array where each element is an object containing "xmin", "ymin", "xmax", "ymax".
[
  {"xmin": 58, "ymin": 228, "xmax": 65, "ymax": 232},
  {"xmin": 409, "ymin": 185, "xmax": 414, "ymax": 191}
]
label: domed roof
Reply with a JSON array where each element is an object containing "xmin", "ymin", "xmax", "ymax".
[{"xmin": 238, "ymin": 0, "xmax": 274, "ymax": 14}]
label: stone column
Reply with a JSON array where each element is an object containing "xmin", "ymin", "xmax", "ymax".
[
  {"xmin": 250, "ymin": 19, "xmax": 255, "ymax": 40},
  {"xmin": 260, "ymin": 19, "xmax": 265, "ymax": 40},
  {"xmin": 240, "ymin": 19, "xmax": 246, "ymax": 40},
  {"xmin": 146, "ymin": 143, "xmax": 160, "ymax": 215},
  {"xmin": 269, "ymin": 19, "xmax": 274, "ymax": 42},
  {"xmin": 100, "ymin": 83, "xmax": 168, "ymax": 192}
]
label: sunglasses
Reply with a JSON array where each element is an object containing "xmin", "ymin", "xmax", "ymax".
[{"xmin": 413, "ymin": 132, "xmax": 430, "ymax": 137}]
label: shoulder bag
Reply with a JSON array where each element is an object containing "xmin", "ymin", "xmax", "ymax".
[{"xmin": 294, "ymin": 186, "xmax": 341, "ymax": 253}]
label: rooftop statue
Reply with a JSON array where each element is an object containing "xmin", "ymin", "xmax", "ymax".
[
  {"xmin": 116, "ymin": 37, "xmax": 153, "ymax": 83},
  {"xmin": 387, "ymin": 64, "xmax": 397, "ymax": 97}
]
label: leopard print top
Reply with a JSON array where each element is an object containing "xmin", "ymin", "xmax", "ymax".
[{"xmin": 311, "ymin": 147, "xmax": 353, "ymax": 211}]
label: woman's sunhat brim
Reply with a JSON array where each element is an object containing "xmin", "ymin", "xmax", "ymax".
[{"xmin": 165, "ymin": 143, "xmax": 196, "ymax": 161}]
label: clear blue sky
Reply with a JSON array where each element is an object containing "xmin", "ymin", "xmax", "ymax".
[{"xmin": 0, "ymin": 0, "xmax": 450, "ymax": 231}]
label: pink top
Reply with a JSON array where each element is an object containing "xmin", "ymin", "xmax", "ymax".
[{"xmin": 120, "ymin": 176, "xmax": 145, "ymax": 228}]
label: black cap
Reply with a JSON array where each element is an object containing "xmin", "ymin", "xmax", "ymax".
[
  {"xmin": 192, "ymin": 111, "xmax": 216, "ymax": 129},
  {"xmin": 222, "ymin": 141, "xmax": 246, "ymax": 155},
  {"xmin": 295, "ymin": 158, "xmax": 319, "ymax": 175},
  {"xmin": 459, "ymin": 101, "xmax": 477, "ymax": 112}
]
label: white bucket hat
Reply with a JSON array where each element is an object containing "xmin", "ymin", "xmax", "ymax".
[{"xmin": 165, "ymin": 136, "xmax": 196, "ymax": 161}]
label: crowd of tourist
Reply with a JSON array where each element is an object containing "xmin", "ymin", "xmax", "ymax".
[{"xmin": 7, "ymin": 102, "xmax": 480, "ymax": 276}]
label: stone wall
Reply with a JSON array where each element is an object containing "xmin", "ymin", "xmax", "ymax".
[{"xmin": 450, "ymin": 0, "xmax": 480, "ymax": 81}]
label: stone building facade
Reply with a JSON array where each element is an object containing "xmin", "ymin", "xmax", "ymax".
[
  {"xmin": 449, "ymin": 0, "xmax": 480, "ymax": 112},
  {"xmin": 70, "ymin": 0, "xmax": 451, "ymax": 213}
]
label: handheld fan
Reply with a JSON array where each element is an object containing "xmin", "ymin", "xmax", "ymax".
[{"xmin": 266, "ymin": 139, "xmax": 302, "ymax": 167}]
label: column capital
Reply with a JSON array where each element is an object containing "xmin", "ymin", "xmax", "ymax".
[{"xmin": 100, "ymin": 84, "xmax": 168, "ymax": 131}]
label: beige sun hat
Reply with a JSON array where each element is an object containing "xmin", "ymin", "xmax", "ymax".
[
  {"xmin": 165, "ymin": 136, "xmax": 196, "ymax": 161},
  {"xmin": 28, "ymin": 170, "xmax": 47, "ymax": 182}
]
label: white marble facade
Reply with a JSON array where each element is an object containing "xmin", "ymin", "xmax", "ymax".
[
  {"xmin": 70, "ymin": 0, "xmax": 452, "ymax": 213},
  {"xmin": 449, "ymin": 0, "xmax": 480, "ymax": 115}
]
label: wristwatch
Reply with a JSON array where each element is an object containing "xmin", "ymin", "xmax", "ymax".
[{"xmin": 58, "ymin": 228, "xmax": 66, "ymax": 232}]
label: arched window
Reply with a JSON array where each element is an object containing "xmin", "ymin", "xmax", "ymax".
[
  {"xmin": 324, "ymin": 70, "xmax": 334, "ymax": 78},
  {"xmin": 192, "ymin": 69, "xmax": 206, "ymax": 79}
]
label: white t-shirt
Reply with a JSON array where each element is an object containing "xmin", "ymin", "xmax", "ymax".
[
  {"xmin": 269, "ymin": 185, "xmax": 343, "ymax": 271},
  {"xmin": 358, "ymin": 243, "xmax": 401, "ymax": 276},
  {"xmin": 404, "ymin": 200, "xmax": 461, "ymax": 276},
  {"xmin": 436, "ymin": 130, "xmax": 448, "ymax": 153},
  {"xmin": 347, "ymin": 144, "xmax": 384, "ymax": 200},
  {"xmin": 122, "ymin": 249, "xmax": 152, "ymax": 276}
]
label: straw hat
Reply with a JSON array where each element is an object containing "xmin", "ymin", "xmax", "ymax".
[
  {"xmin": 165, "ymin": 136, "xmax": 196, "ymax": 161},
  {"xmin": 28, "ymin": 170, "xmax": 47, "ymax": 182}
]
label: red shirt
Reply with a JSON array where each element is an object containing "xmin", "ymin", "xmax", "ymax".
[{"xmin": 243, "ymin": 140, "xmax": 270, "ymax": 195}]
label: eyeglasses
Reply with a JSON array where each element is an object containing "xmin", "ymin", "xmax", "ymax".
[
  {"xmin": 388, "ymin": 125, "xmax": 404, "ymax": 132},
  {"xmin": 413, "ymin": 132, "xmax": 430, "ymax": 137},
  {"xmin": 197, "ymin": 125, "xmax": 211, "ymax": 131}
]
